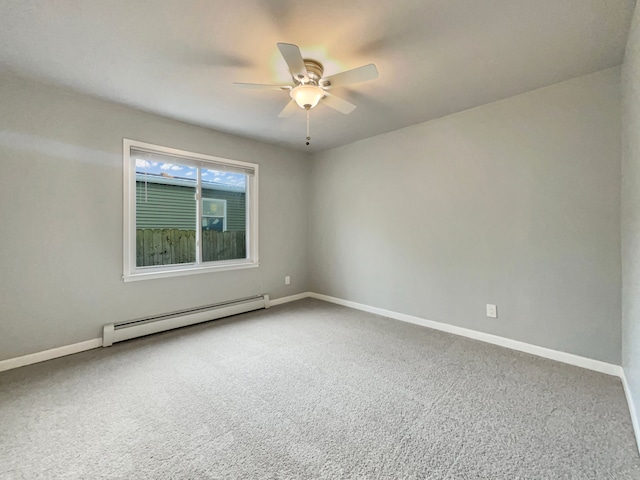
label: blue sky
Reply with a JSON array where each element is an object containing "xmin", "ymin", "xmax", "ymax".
[{"xmin": 135, "ymin": 159, "xmax": 246, "ymax": 188}]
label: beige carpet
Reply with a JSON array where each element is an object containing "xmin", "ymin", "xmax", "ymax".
[{"xmin": 1, "ymin": 298, "xmax": 639, "ymax": 479}]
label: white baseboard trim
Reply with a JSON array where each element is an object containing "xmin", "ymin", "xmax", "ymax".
[
  {"xmin": 0, "ymin": 292, "xmax": 622, "ymax": 380},
  {"xmin": 308, "ymin": 292, "xmax": 623, "ymax": 377},
  {"xmin": 0, "ymin": 338, "xmax": 103, "ymax": 373},
  {"xmin": 621, "ymin": 370, "xmax": 640, "ymax": 455},
  {"xmin": 269, "ymin": 292, "xmax": 312, "ymax": 307}
]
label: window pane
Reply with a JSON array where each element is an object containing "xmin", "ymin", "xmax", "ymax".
[
  {"xmin": 135, "ymin": 158, "xmax": 197, "ymax": 267},
  {"xmin": 201, "ymin": 168, "xmax": 246, "ymax": 262},
  {"xmin": 203, "ymin": 198, "xmax": 226, "ymax": 218}
]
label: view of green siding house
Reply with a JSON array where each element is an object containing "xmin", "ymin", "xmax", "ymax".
[{"xmin": 135, "ymin": 174, "xmax": 246, "ymax": 231}]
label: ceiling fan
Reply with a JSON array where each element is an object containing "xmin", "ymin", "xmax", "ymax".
[{"xmin": 234, "ymin": 43, "xmax": 378, "ymax": 145}]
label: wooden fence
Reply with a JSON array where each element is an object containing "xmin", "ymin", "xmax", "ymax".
[{"xmin": 136, "ymin": 229, "xmax": 246, "ymax": 267}]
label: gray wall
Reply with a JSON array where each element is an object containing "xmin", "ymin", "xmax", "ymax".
[
  {"xmin": 0, "ymin": 72, "xmax": 310, "ymax": 361},
  {"xmin": 309, "ymin": 68, "xmax": 622, "ymax": 364},
  {"xmin": 622, "ymin": 2, "xmax": 640, "ymax": 436},
  {"xmin": 0, "ymin": 65, "xmax": 626, "ymax": 368}
]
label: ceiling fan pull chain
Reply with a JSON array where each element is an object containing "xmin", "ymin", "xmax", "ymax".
[{"xmin": 306, "ymin": 108, "xmax": 311, "ymax": 146}]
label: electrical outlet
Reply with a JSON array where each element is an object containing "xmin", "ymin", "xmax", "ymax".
[
  {"xmin": 486, "ymin": 304, "xmax": 497, "ymax": 318},
  {"xmin": 285, "ymin": 275, "xmax": 291, "ymax": 285}
]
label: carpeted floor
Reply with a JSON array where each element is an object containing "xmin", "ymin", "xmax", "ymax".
[{"xmin": 1, "ymin": 298, "xmax": 639, "ymax": 479}]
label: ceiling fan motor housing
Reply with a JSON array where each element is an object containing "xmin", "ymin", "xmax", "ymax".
[{"xmin": 301, "ymin": 59, "xmax": 324, "ymax": 85}]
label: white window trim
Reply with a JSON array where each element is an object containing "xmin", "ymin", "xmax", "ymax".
[{"xmin": 123, "ymin": 139, "xmax": 259, "ymax": 282}]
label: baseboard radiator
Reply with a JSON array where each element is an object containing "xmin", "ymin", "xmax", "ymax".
[{"xmin": 102, "ymin": 294, "xmax": 270, "ymax": 347}]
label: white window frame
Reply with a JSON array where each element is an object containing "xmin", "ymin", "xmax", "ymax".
[{"xmin": 123, "ymin": 139, "xmax": 259, "ymax": 282}]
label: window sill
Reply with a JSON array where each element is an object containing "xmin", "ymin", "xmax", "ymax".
[{"xmin": 123, "ymin": 260, "xmax": 259, "ymax": 282}]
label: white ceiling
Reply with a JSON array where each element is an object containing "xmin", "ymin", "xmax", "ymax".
[{"xmin": 0, "ymin": 0, "xmax": 635, "ymax": 153}]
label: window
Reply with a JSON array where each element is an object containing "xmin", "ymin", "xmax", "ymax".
[
  {"xmin": 202, "ymin": 198, "xmax": 227, "ymax": 232},
  {"xmin": 123, "ymin": 139, "xmax": 258, "ymax": 281}
]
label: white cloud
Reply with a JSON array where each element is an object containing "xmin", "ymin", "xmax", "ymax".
[
  {"xmin": 135, "ymin": 159, "xmax": 152, "ymax": 168},
  {"xmin": 202, "ymin": 171, "xmax": 210, "ymax": 176},
  {"xmin": 213, "ymin": 177, "xmax": 222, "ymax": 183},
  {"xmin": 170, "ymin": 165, "xmax": 183, "ymax": 171},
  {"xmin": 185, "ymin": 171, "xmax": 194, "ymax": 176},
  {"xmin": 160, "ymin": 163, "xmax": 173, "ymax": 170}
]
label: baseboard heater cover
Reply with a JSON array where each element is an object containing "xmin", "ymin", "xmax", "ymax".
[{"xmin": 102, "ymin": 294, "xmax": 270, "ymax": 347}]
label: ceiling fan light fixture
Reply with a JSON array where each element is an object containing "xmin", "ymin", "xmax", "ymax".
[{"xmin": 290, "ymin": 84, "xmax": 324, "ymax": 109}]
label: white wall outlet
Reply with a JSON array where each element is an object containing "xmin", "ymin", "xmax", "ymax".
[
  {"xmin": 486, "ymin": 304, "xmax": 498, "ymax": 318},
  {"xmin": 285, "ymin": 275, "xmax": 291, "ymax": 285}
]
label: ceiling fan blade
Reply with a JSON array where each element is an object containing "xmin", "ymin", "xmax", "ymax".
[
  {"xmin": 321, "ymin": 93, "xmax": 357, "ymax": 115},
  {"xmin": 322, "ymin": 64, "xmax": 378, "ymax": 89},
  {"xmin": 277, "ymin": 43, "xmax": 308, "ymax": 81},
  {"xmin": 233, "ymin": 82, "xmax": 291, "ymax": 90},
  {"xmin": 278, "ymin": 100, "xmax": 299, "ymax": 118}
]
